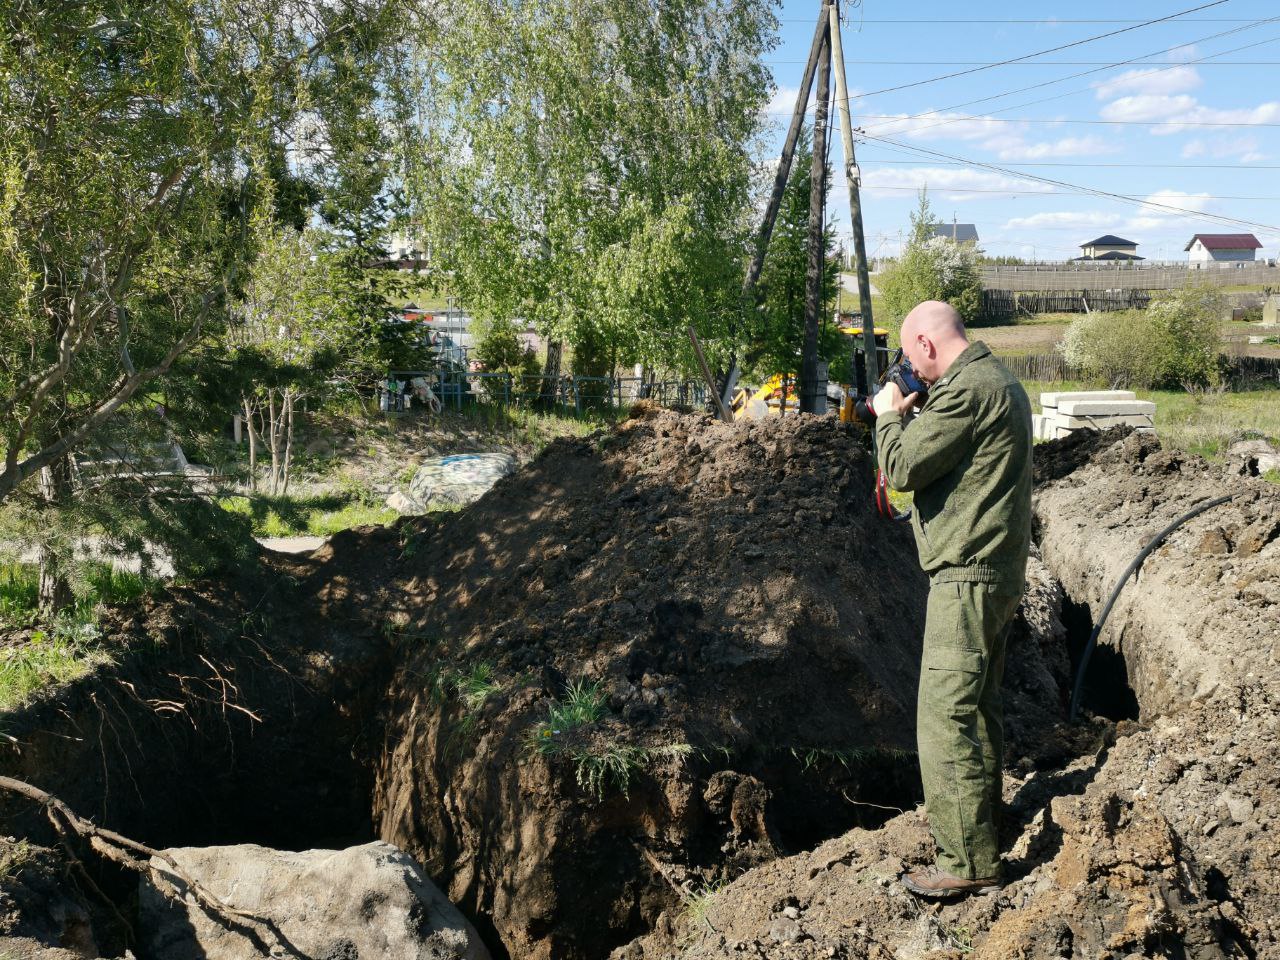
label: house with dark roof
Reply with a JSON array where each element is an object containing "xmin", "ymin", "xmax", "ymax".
[
  {"xmin": 1185, "ymin": 233, "xmax": 1261, "ymax": 265},
  {"xmin": 1074, "ymin": 235, "xmax": 1143, "ymax": 261},
  {"xmin": 928, "ymin": 222, "xmax": 979, "ymax": 246}
]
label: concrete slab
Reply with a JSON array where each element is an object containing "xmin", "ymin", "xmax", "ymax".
[
  {"xmin": 1057, "ymin": 399, "xmax": 1156, "ymax": 416},
  {"xmin": 1040, "ymin": 390, "xmax": 1135, "ymax": 410},
  {"xmin": 1054, "ymin": 413, "xmax": 1154, "ymax": 429}
]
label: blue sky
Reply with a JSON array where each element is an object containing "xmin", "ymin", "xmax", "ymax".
[{"xmin": 761, "ymin": 0, "xmax": 1280, "ymax": 261}]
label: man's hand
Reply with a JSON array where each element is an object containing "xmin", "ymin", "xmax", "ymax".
[{"xmin": 872, "ymin": 382, "xmax": 920, "ymax": 418}]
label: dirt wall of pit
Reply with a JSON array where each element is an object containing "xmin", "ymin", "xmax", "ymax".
[{"xmin": 1033, "ymin": 430, "xmax": 1279, "ymax": 719}]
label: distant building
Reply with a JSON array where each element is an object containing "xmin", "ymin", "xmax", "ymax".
[
  {"xmin": 1185, "ymin": 233, "xmax": 1262, "ymax": 265},
  {"xmin": 929, "ymin": 222, "xmax": 979, "ymax": 245},
  {"xmin": 1075, "ymin": 235, "xmax": 1143, "ymax": 261}
]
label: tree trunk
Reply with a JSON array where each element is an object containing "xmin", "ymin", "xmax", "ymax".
[
  {"xmin": 37, "ymin": 457, "xmax": 74, "ymax": 616},
  {"xmin": 539, "ymin": 340, "xmax": 562, "ymax": 410},
  {"xmin": 280, "ymin": 390, "xmax": 296, "ymax": 497},
  {"xmin": 243, "ymin": 397, "xmax": 260, "ymax": 493}
]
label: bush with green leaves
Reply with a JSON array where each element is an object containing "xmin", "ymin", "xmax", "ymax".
[
  {"xmin": 1146, "ymin": 285, "xmax": 1225, "ymax": 388},
  {"xmin": 1059, "ymin": 285, "xmax": 1225, "ymax": 389},
  {"xmin": 1058, "ymin": 309, "xmax": 1164, "ymax": 389},
  {"xmin": 474, "ymin": 318, "xmax": 540, "ymax": 400},
  {"xmin": 878, "ymin": 191, "xmax": 983, "ymax": 326}
]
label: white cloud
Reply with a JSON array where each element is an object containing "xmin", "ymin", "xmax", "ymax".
[
  {"xmin": 862, "ymin": 166, "xmax": 1028, "ymax": 198},
  {"xmin": 1093, "ymin": 65, "xmax": 1201, "ymax": 100},
  {"xmin": 1126, "ymin": 190, "xmax": 1213, "ymax": 231},
  {"xmin": 1002, "ymin": 211, "xmax": 1115, "ymax": 231},
  {"xmin": 861, "ymin": 111, "xmax": 1013, "ymax": 142},
  {"xmin": 991, "ymin": 135, "xmax": 1115, "ymax": 161},
  {"xmin": 1099, "ymin": 94, "xmax": 1280, "ymax": 133},
  {"xmin": 764, "ymin": 84, "xmax": 803, "ymax": 118},
  {"xmin": 1181, "ymin": 135, "xmax": 1266, "ymax": 163}
]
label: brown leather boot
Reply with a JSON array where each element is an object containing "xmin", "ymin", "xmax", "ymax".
[{"xmin": 900, "ymin": 865, "xmax": 1001, "ymax": 899}]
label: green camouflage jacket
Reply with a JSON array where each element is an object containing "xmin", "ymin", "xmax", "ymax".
[{"xmin": 874, "ymin": 341, "xmax": 1032, "ymax": 588}]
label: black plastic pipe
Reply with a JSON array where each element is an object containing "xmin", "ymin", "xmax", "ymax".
[{"xmin": 1068, "ymin": 493, "xmax": 1237, "ymax": 722}]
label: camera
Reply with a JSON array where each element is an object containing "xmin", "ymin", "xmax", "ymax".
[{"xmin": 852, "ymin": 348, "xmax": 929, "ymax": 422}]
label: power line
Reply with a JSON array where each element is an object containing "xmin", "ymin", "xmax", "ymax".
[
  {"xmin": 765, "ymin": 60, "xmax": 1279, "ymax": 65},
  {"xmin": 826, "ymin": 184, "xmax": 1280, "ymax": 201},
  {"xmin": 776, "ymin": 113, "xmax": 1280, "ymax": 129},
  {"xmin": 856, "ymin": 25, "xmax": 1280, "ymax": 138},
  {"xmin": 855, "ymin": 132, "xmax": 1280, "ymax": 236},
  {"xmin": 851, "ymin": 0, "xmax": 1232, "ymax": 100},
  {"xmin": 775, "ymin": 18, "xmax": 1259, "ymax": 24},
  {"xmin": 857, "ymin": 158, "xmax": 1280, "ymax": 171}
]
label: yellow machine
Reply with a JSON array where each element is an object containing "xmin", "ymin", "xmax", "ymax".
[
  {"xmin": 731, "ymin": 326, "xmax": 888, "ymax": 422},
  {"xmin": 731, "ymin": 373, "xmax": 799, "ymax": 420}
]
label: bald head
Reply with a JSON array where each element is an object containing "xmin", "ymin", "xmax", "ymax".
[{"xmin": 900, "ymin": 300, "xmax": 970, "ymax": 383}]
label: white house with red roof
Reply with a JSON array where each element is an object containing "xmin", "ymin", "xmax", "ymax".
[{"xmin": 1184, "ymin": 233, "xmax": 1262, "ymax": 266}]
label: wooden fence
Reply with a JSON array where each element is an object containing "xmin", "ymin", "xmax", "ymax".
[
  {"xmin": 981, "ymin": 262, "xmax": 1280, "ymax": 293},
  {"xmin": 996, "ymin": 352, "xmax": 1280, "ymax": 385},
  {"xmin": 982, "ymin": 288, "xmax": 1149, "ymax": 320}
]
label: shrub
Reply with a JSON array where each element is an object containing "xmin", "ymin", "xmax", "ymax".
[
  {"xmin": 474, "ymin": 317, "xmax": 539, "ymax": 399},
  {"xmin": 879, "ymin": 236, "xmax": 983, "ymax": 326},
  {"xmin": 1059, "ymin": 285, "xmax": 1225, "ymax": 389},
  {"xmin": 1058, "ymin": 310, "xmax": 1163, "ymax": 388},
  {"xmin": 1146, "ymin": 285, "xmax": 1225, "ymax": 388}
]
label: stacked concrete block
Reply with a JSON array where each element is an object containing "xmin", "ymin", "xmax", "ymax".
[{"xmin": 1036, "ymin": 390, "xmax": 1156, "ymax": 440}]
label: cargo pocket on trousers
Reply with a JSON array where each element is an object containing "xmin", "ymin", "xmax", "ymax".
[{"xmin": 922, "ymin": 646, "xmax": 986, "ymax": 716}]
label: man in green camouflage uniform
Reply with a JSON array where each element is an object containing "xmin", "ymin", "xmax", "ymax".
[{"xmin": 871, "ymin": 300, "xmax": 1033, "ymax": 898}]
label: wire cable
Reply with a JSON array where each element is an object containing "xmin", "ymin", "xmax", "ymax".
[
  {"xmin": 854, "ymin": 132, "xmax": 1280, "ymax": 236},
  {"xmin": 857, "ymin": 27, "xmax": 1280, "ymax": 139},
  {"xmin": 850, "ymin": 0, "xmax": 1231, "ymax": 100}
]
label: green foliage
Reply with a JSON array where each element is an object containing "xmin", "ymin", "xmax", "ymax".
[
  {"xmin": 218, "ymin": 492, "xmax": 396, "ymax": 539},
  {"xmin": 452, "ymin": 662, "xmax": 501, "ymax": 712},
  {"xmin": 878, "ymin": 190, "xmax": 983, "ymax": 326},
  {"xmin": 681, "ymin": 880, "xmax": 727, "ymax": 939},
  {"xmin": 407, "ymin": 0, "xmax": 776, "ymax": 374},
  {"xmin": 1059, "ymin": 286, "xmax": 1225, "ymax": 389},
  {"xmin": 574, "ymin": 743, "xmax": 648, "ymax": 800},
  {"xmin": 0, "ymin": 628, "xmax": 113, "ymax": 711},
  {"xmin": 0, "ymin": 560, "xmax": 157, "ymax": 634},
  {"xmin": 547, "ymin": 679, "xmax": 608, "ymax": 732},
  {"xmin": 474, "ymin": 319, "xmax": 540, "ymax": 399},
  {"xmin": 1058, "ymin": 310, "xmax": 1164, "ymax": 389},
  {"xmin": 1146, "ymin": 285, "xmax": 1226, "ymax": 388}
]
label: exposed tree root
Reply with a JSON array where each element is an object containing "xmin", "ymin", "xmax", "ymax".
[{"xmin": 0, "ymin": 774, "xmax": 305, "ymax": 959}]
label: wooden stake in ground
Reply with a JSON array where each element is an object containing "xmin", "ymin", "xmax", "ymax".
[
  {"xmin": 799, "ymin": 20, "xmax": 831, "ymax": 415},
  {"xmin": 688, "ymin": 327, "xmax": 733, "ymax": 423}
]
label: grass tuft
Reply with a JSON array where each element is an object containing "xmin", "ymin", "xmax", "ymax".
[{"xmin": 0, "ymin": 632, "xmax": 112, "ymax": 711}]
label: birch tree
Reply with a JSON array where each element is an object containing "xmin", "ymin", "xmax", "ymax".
[{"xmin": 406, "ymin": 0, "xmax": 776, "ymax": 375}]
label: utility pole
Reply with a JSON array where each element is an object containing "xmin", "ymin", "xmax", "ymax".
[
  {"xmin": 798, "ymin": 12, "xmax": 831, "ymax": 415},
  {"xmin": 829, "ymin": 0, "xmax": 879, "ymax": 387},
  {"xmin": 726, "ymin": 1, "xmax": 832, "ymax": 413}
]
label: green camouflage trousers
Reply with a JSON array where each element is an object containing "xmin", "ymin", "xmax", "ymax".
[{"xmin": 918, "ymin": 578, "xmax": 1023, "ymax": 880}]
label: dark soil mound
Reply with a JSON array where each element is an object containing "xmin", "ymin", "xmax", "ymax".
[{"xmin": 361, "ymin": 405, "xmax": 1069, "ymax": 960}]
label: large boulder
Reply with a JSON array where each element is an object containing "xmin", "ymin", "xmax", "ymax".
[
  {"xmin": 398, "ymin": 453, "xmax": 517, "ymax": 511},
  {"xmin": 139, "ymin": 841, "xmax": 490, "ymax": 960}
]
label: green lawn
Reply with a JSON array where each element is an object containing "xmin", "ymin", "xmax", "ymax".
[{"xmin": 218, "ymin": 492, "xmax": 399, "ymax": 539}]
